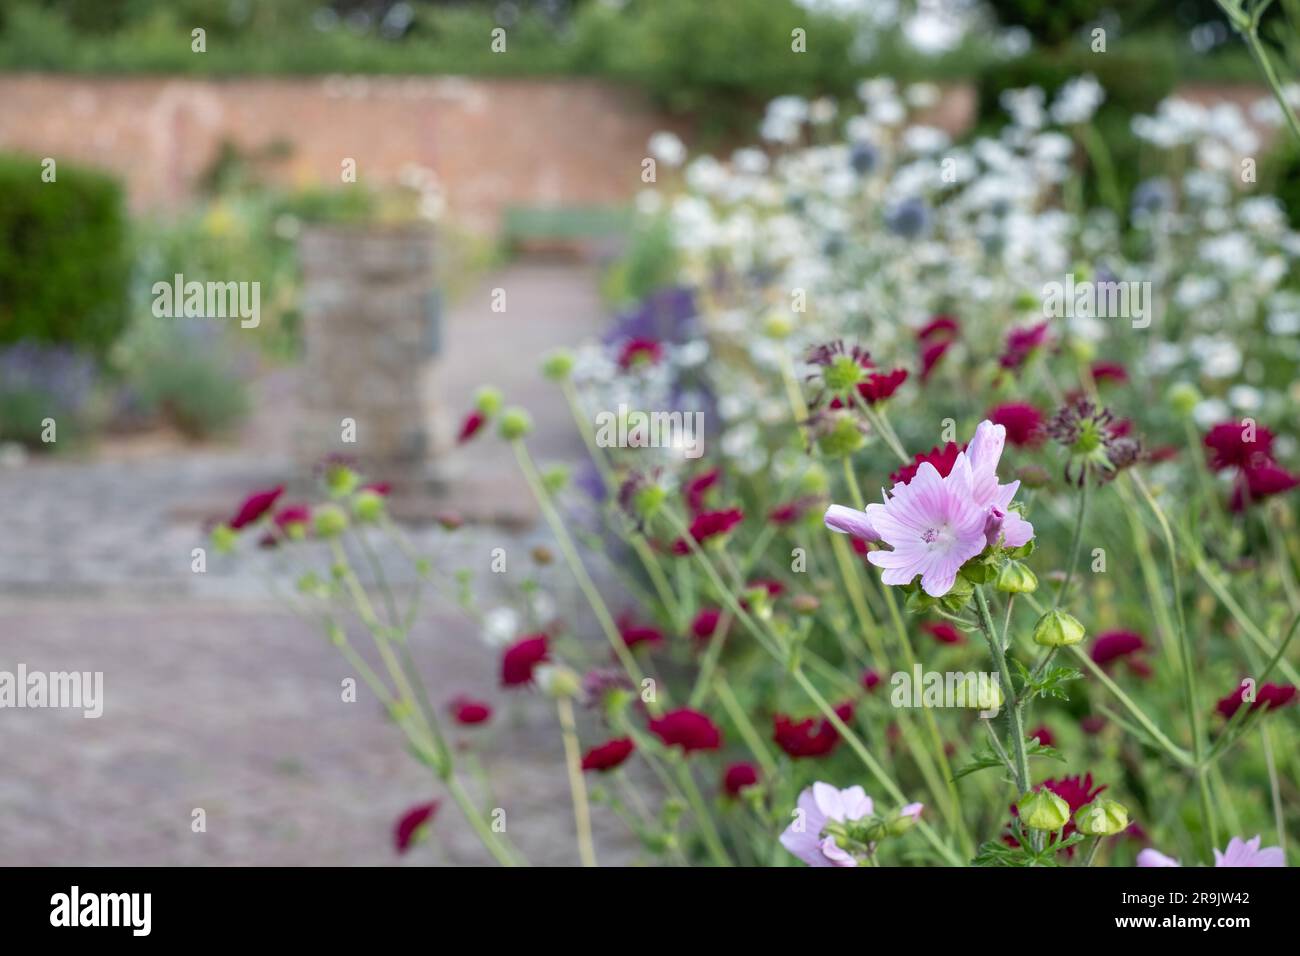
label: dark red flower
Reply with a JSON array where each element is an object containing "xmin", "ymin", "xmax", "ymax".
[
  {"xmin": 1204, "ymin": 422, "xmax": 1275, "ymax": 472},
  {"xmin": 457, "ymin": 410, "xmax": 486, "ymax": 444},
  {"xmin": 772, "ymin": 702, "xmax": 854, "ymax": 759},
  {"xmin": 617, "ymin": 614, "xmax": 664, "ymax": 650},
  {"xmin": 857, "ymin": 368, "xmax": 909, "ymax": 404},
  {"xmin": 923, "ymin": 621, "xmax": 963, "ymax": 645},
  {"xmin": 987, "ymin": 402, "xmax": 1045, "ymax": 447},
  {"xmin": 1215, "ymin": 681, "xmax": 1297, "ymax": 719},
  {"xmin": 1231, "ymin": 461, "xmax": 1300, "ymax": 511},
  {"xmin": 1029, "ymin": 725, "xmax": 1055, "ymax": 748},
  {"xmin": 862, "ymin": 668, "xmax": 882, "ymax": 692},
  {"xmin": 617, "ymin": 337, "xmax": 663, "ymax": 370},
  {"xmin": 362, "ymin": 481, "xmax": 392, "ymax": 496},
  {"xmin": 394, "ymin": 801, "xmax": 439, "ymax": 854},
  {"xmin": 272, "ymin": 504, "xmax": 311, "ymax": 532},
  {"xmin": 449, "ymin": 695, "xmax": 492, "ymax": 725},
  {"xmin": 917, "ymin": 315, "xmax": 960, "ymax": 341},
  {"xmin": 671, "ymin": 508, "xmax": 743, "ymax": 555},
  {"xmin": 691, "ymin": 608, "xmax": 722, "ymax": 641},
  {"xmin": 683, "ymin": 468, "xmax": 721, "ymax": 514},
  {"xmin": 501, "ymin": 634, "xmax": 549, "ymax": 687},
  {"xmin": 919, "ymin": 339, "xmax": 953, "ymax": 381},
  {"xmin": 890, "ymin": 442, "xmax": 963, "ymax": 486},
  {"xmin": 648, "ymin": 708, "xmax": 722, "ymax": 753},
  {"xmin": 768, "ymin": 498, "xmax": 817, "ymax": 525},
  {"xmin": 229, "ymin": 485, "xmax": 285, "ymax": 529},
  {"xmin": 999, "ymin": 322, "xmax": 1050, "ymax": 371},
  {"xmin": 1091, "ymin": 630, "xmax": 1145, "ymax": 665},
  {"xmin": 581, "ymin": 737, "xmax": 635, "ymax": 772},
  {"xmin": 1080, "ymin": 714, "xmax": 1106, "ymax": 734},
  {"xmin": 723, "ymin": 762, "xmax": 760, "ymax": 797},
  {"xmin": 1091, "ymin": 361, "xmax": 1128, "ymax": 384}
]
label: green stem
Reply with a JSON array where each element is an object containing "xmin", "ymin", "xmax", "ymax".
[
  {"xmin": 557, "ymin": 696, "xmax": 598, "ymax": 867},
  {"xmin": 1054, "ymin": 478, "xmax": 1089, "ymax": 610},
  {"xmin": 975, "ymin": 586, "xmax": 1029, "ymax": 794}
]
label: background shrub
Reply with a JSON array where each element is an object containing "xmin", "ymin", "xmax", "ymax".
[{"xmin": 0, "ymin": 154, "xmax": 129, "ymax": 356}]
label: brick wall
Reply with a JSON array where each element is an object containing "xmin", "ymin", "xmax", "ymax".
[{"xmin": 0, "ymin": 74, "xmax": 694, "ymax": 232}]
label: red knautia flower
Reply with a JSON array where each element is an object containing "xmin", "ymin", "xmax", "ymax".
[
  {"xmin": 922, "ymin": 621, "xmax": 963, "ymax": 645},
  {"xmin": 919, "ymin": 339, "xmax": 953, "ymax": 381},
  {"xmin": 457, "ymin": 410, "xmax": 486, "ymax": 444},
  {"xmin": 987, "ymin": 402, "xmax": 1045, "ymax": 447},
  {"xmin": 1091, "ymin": 361, "xmax": 1128, "ymax": 384},
  {"xmin": 723, "ymin": 762, "xmax": 760, "ymax": 797},
  {"xmin": 229, "ymin": 485, "xmax": 285, "ymax": 529},
  {"xmin": 617, "ymin": 613, "xmax": 663, "ymax": 649},
  {"xmin": 617, "ymin": 337, "xmax": 663, "ymax": 370},
  {"xmin": 501, "ymin": 634, "xmax": 549, "ymax": 686},
  {"xmin": 449, "ymin": 695, "xmax": 492, "ymax": 725},
  {"xmin": 917, "ymin": 315, "xmax": 960, "ymax": 341},
  {"xmin": 362, "ymin": 481, "xmax": 392, "ymax": 496},
  {"xmin": 768, "ymin": 497, "xmax": 819, "ymax": 525},
  {"xmin": 862, "ymin": 669, "xmax": 881, "ymax": 692},
  {"xmin": 683, "ymin": 468, "xmax": 721, "ymax": 514},
  {"xmin": 691, "ymin": 608, "xmax": 722, "ymax": 641},
  {"xmin": 1204, "ymin": 421, "xmax": 1275, "ymax": 471},
  {"xmin": 272, "ymin": 504, "xmax": 311, "ymax": 533},
  {"xmin": 671, "ymin": 508, "xmax": 744, "ymax": 555},
  {"xmin": 889, "ymin": 442, "xmax": 963, "ymax": 486},
  {"xmin": 1215, "ymin": 681, "xmax": 1296, "ymax": 719},
  {"xmin": 858, "ymin": 368, "xmax": 909, "ymax": 404},
  {"xmin": 772, "ymin": 702, "xmax": 854, "ymax": 759},
  {"xmin": 1029, "ymin": 725, "xmax": 1055, "ymax": 748},
  {"xmin": 648, "ymin": 708, "xmax": 722, "ymax": 753},
  {"xmin": 999, "ymin": 322, "xmax": 1050, "ymax": 370},
  {"xmin": 1231, "ymin": 461, "xmax": 1300, "ymax": 511},
  {"xmin": 581, "ymin": 737, "xmax": 635, "ymax": 772},
  {"xmin": 1080, "ymin": 714, "xmax": 1106, "ymax": 734},
  {"xmin": 1091, "ymin": 630, "xmax": 1145, "ymax": 666},
  {"xmin": 394, "ymin": 801, "xmax": 439, "ymax": 854}
]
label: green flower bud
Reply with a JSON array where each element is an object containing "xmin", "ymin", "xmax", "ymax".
[
  {"xmin": 1069, "ymin": 338, "xmax": 1096, "ymax": 364},
  {"xmin": 314, "ymin": 503, "xmax": 349, "ymax": 538},
  {"xmin": 326, "ymin": 464, "xmax": 359, "ymax": 497},
  {"xmin": 535, "ymin": 664, "xmax": 581, "ymax": 699},
  {"xmin": 1032, "ymin": 608, "xmax": 1085, "ymax": 648},
  {"xmin": 1166, "ymin": 382, "xmax": 1200, "ymax": 417},
  {"xmin": 542, "ymin": 464, "xmax": 571, "ymax": 494},
  {"xmin": 817, "ymin": 414, "xmax": 866, "ymax": 458},
  {"xmin": 1017, "ymin": 789, "xmax": 1071, "ymax": 831},
  {"xmin": 763, "ymin": 312, "xmax": 794, "ymax": 340},
  {"xmin": 211, "ymin": 523, "xmax": 237, "ymax": 555},
  {"xmin": 799, "ymin": 463, "xmax": 829, "ymax": 496},
  {"xmin": 352, "ymin": 489, "xmax": 385, "ymax": 523},
  {"xmin": 474, "ymin": 386, "xmax": 504, "ymax": 416},
  {"xmin": 498, "ymin": 407, "xmax": 533, "ymax": 441},
  {"xmin": 1013, "ymin": 290, "xmax": 1039, "ymax": 311},
  {"xmin": 995, "ymin": 560, "xmax": 1038, "ymax": 594},
  {"xmin": 939, "ymin": 574, "xmax": 974, "ymax": 613},
  {"xmin": 633, "ymin": 483, "xmax": 667, "ymax": 518},
  {"xmin": 1075, "ymin": 799, "xmax": 1129, "ymax": 837},
  {"xmin": 953, "ymin": 672, "xmax": 1003, "ymax": 711},
  {"xmin": 540, "ymin": 350, "xmax": 575, "ymax": 382},
  {"xmin": 824, "ymin": 354, "xmax": 865, "ymax": 392}
]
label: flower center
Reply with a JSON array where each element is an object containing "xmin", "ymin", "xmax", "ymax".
[{"xmin": 922, "ymin": 528, "xmax": 940, "ymax": 544}]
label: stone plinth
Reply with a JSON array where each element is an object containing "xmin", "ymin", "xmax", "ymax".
[{"xmin": 296, "ymin": 225, "xmax": 439, "ymax": 486}]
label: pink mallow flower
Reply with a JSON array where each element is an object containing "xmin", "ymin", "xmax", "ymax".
[
  {"xmin": 1139, "ymin": 836, "xmax": 1285, "ymax": 868},
  {"xmin": 846, "ymin": 420, "xmax": 1033, "ymax": 597},
  {"xmin": 780, "ymin": 783, "xmax": 875, "ymax": 868}
]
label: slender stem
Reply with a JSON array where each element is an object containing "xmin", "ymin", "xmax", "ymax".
[
  {"xmin": 1069, "ymin": 646, "xmax": 1194, "ymax": 766},
  {"xmin": 674, "ymin": 760, "xmax": 732, "ymax": 866},
  {"xmin": 713, "ymin": 674, "xmax": 780, "ymax": 777},
  {"xmin": 556, "ymin": 697, "xmax": 597, "ymax": 867},
  {"xmin": 444, "ymin": 775, "xmax": 524, "ymax": 867},
  {"xmin": 975, "ymin": 586, "xmax": 1029, "ymax": 793},
  {"xmin": 1261, "ymin": 725, "xmax": 1286, "ymax": 855},
  {"xmin": 1054, "ymin": 478, "xmax": 1089, "ymax": 610},
  {"xmin": 1083, "ymin": 836, "xmax": 1102, "ymax": 868}
]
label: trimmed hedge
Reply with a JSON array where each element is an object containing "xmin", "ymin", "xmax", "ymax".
[{"xmin": 0, "ymin": 154, "xmax": 130, "ymax": 355}]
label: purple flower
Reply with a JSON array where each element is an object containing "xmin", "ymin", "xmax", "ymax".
[
  {"xmin": 1214, "ymin": 836, "xmax": 1286, "ymax": 868},
  {"xmin": 823, "ymin": 504, "xmax": 881, "ymax": 542},
  {"xmin": 1138, "ymin": 836, "xmax": 1286, "ymax": 868},
  {"xmin": 779, "ymin": 783, "xmax": 875, "ymax": 868}
]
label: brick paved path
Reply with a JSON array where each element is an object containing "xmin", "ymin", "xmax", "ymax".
[{"xmin": 0, "ymin": 262, "xmax": 640, "ymax": 866}]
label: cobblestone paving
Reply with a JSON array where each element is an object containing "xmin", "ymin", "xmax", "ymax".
[{"xmin": 0, "ymin": 262, "xmax": 642, "ymax": 866}]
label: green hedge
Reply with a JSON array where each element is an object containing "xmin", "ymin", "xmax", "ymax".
[{"xmin": 0, "ymin": 154, "xmax": 129, "ymax": 355}]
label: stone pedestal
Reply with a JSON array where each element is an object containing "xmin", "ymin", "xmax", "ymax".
[{"xmin": 296, "ymin": 225, "xmax": 441, "ymax": 489}]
